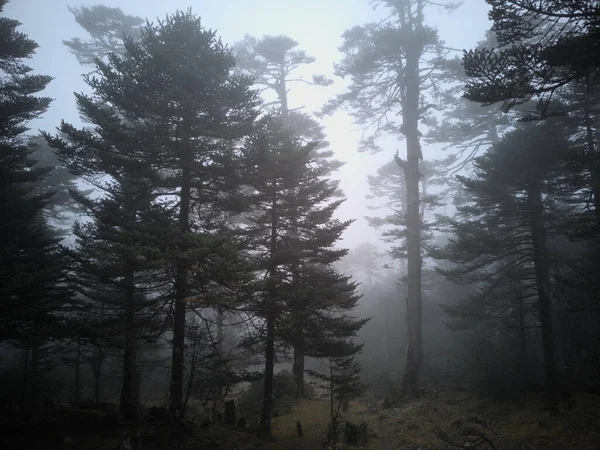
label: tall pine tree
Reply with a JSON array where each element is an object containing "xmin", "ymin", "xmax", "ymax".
[
  {"xmin": 239, "ymin": 116, "xmax": 364, "ymax": 436},
  {"xmin": 0, "ymin": 0, "xmax": 71, "ymax": 408}
]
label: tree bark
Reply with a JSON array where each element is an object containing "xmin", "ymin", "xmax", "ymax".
[
  {"xmin": 527, "ymin": 182, "xmax": 559, "ymax": 413},
  {"xmin": 74, "ymin": 337, "xmax": 81, "ymax": 406},
  {"xmin": 583, "ymin": 77, "xmax": 600, "ymax": 229},
  {"xmin": 260, "ymin": 304, "xmax": 276, "ymax": 438},
  {"xmin": 216, "ymin": 307, "xmax": 224, "ymax": 402},
  {"xmin": 278, "ymin": 73, "xmax": 306, "ymax": 398},
  {"xmin": 515, "ymin": 279, "xmax": 528, "ymax": 389},
  {"xmin": 169, "ymin": 163, "xmax": 191, "ymax": 418},
  {"xmin": 22, "ymin": 345, "xmax": 30, "ymax": 409},
  {"xmin": 91, "ymin": 345, "xmax": 103, "ymax": 407},
  {"xmin": 30, "ymin": 344, "xmax": 40, "ymax": 410},
  {"xmin": 120, "ymin": 266, "xmax": 140, "ymax": 420},
  {"xmin": 399, "ymin": 5, "xmax": 424, "ymax": 399},
  {"xmin": 260, "ymin": 192, "xmax": 279, "ymax": 438},
  {"xmin": 293, "ymin": 345, "xmax": 305, "ymax": 398}
]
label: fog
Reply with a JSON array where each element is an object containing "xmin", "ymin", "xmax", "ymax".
[
  {"xmin": 6, "ymin": 0, "xmax": 490, "ymax": 246},
  {"xmin": 2, "ymin": 0, "xmax": 599, "ymax": 448}
]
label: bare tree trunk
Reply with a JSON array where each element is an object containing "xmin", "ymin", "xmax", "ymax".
[
  {"xmin": 183, "ymin": 322, "xmax": 199, "ymax": 412},
  {"xmin": 169, "ymin": 161, "xmax": 191, "ymax": 418},
  {"xmin": 583, "ymin": 76, "xmax": 600, "ymax": 228},
  {"xmin": 260, "ymin": 304, "xmax": 276, "ymax": 438},
  {"xmin": 527, "ymin": 182, "xmax": 559, "ymax": 413},
  {"xmin": 293, "ymin": 345, "xmax": 305, "ymax": 398},
  {"xmin": 74, "ymin": 337, "xmax": 81, "ymax": 406},
  {"xmin": 399, "ymin": 4, "xmax": 423, "ymax": 399},
  {"xmin": 30, "ymin": 344, "xmax": 40, "ymax": 410},
  {"xmin": 216, "ymin": 307, "xmax": 224, "ymax": 402},
  {"xmin": 121, "ymin": 266, "xmax": 140, "ymax": 420},
  {"xmin": 21, "ymin": 345, "xmax": 30, "ymax": 409},
  {"xmin": 92, "ymin": 345, "xmax": 103, "ymax": 407},
  {"xmin": 515, "ymin": 280, "xmax": 528, "ymax": 389}
]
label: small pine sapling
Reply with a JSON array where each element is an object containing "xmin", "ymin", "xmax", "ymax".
[{"xmin": 307, "ymin": 353, "xmax": 365, "ymax": 447}]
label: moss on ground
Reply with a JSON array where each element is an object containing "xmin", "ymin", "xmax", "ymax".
[{"xmin": 2, "ymin": 387, "xmax": 599, "ymax": 449}]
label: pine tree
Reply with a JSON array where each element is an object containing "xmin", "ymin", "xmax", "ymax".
[
  {"xmin": 234, "ymin": 33, "xmax": 345, "ymax": 395},
  {"xmin": 28, "ymin": 136, "xmax": 88, "ymax": 230},
  {"xmin": 463, "ymin": 0, "xmax": 600, "ymax": 112},
  {"xmin": 436, "ymin": 119, "xmax": 574, "ymax": 413},
  {"xmin": 50, "ymin": 10, "xmax": 260, "ymax": 419},
  {"xmin": 239, "ymin": 116, "xmax": 364, "ymax": 436},
  {"xmin": 322, "ymin": 0, "xmax": 460, "ymax": 399},
  {"xmin": 462, "ymin": 1, "xmax": 600, "ymax": 230},
  {"xmin": 233, "ymin": 34, "xmax": 332, "ymax": 116},
  {"xmin": 0, "ymin": 0, "xmax": 72, "ymax": 408},
  {"xmin": 307, "ymin": 351, "xmax": 366, "ymax": 446},
  {"xmin": 63, "ymin": 4, "xmax": 143, "ymax": 69}
]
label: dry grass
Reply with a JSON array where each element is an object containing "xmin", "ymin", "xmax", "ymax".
[{"xmin": 2, "ymin": 387, "xmax": 599, "ymax": 449}]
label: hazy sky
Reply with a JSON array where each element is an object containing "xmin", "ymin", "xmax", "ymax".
[{"xmin": 6, "ymin": 0, "xmax": 491, "ymax": 249}]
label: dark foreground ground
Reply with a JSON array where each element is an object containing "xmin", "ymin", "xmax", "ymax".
[{"xmin": 2, "ymin": 385, "xmax": 599, "ymax": 449}]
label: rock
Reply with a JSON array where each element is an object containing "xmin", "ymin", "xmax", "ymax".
[
  {"xmin": 345, "ymin": 421, "xmax": 359, "ymax": 445},
  {"xmin": 224, "ymin": 400, "xmax": 236, "ymax": 425},
  {"xmin": 236, "ymin": 417, "xmax": 246, "ymax": 429},
  {"xmin": 344, "ymin": 420, "xmax": 369, "ymax": 445},
  {"xmin": 358, "ymin": 422, "xmax": 369, "ymax": 444}
]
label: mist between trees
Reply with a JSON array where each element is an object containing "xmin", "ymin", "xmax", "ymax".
[{"xmin": 1, "ymin": 0, "xmax": 600, "ymax": 447}]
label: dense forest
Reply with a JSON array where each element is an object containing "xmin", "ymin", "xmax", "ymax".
[{"xmin": 1, "ymin": 0, "xmax": 599, "ymax": 449}]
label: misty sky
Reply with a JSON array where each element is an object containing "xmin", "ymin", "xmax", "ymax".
[{"xmin": 6, "ymin": 0, "xmax": 491, "ymax": 249}]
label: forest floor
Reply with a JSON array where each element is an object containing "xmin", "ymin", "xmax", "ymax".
[{"xmin": 2, "ymin": 385, "xmax": 599, "ymax": 449}]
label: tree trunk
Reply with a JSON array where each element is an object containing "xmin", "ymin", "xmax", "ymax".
[
  {"xmin": 94, "ymin": 352, "xmax": 102, "ymax": 407},
  {"xmin": 515, "ymin": 279, "xmax": 528, "ymax": 389},
  {"xmin": 385, "ymin": 313, "xmax": 393, "ymax": 368},
  {"xmin": 399, "ymin": 12, "xmax": 423, "ymax": 400},
  {"xmin": 260, "ymin": 304, "xmax": 276, "ymax": 438},
  {"xmin": 21, "ymin": 345, "xmax": 30, "ymax": 409},
  {"xmin": 121, "ymin": 266, "xmax": 140, "ymax": 420},
  {"xmin": 216, "ymin": 307, "xmax": 224, "ymax": 402},
  {"xmin": 260, "ymin": 193, "xmax": 279, "ymax": 438},
  {"xmin": 91, "ymin": 344, "xmax": 103, "ymax": 407},
  {"xmin": 30, "ymin": 344, "xmax": 40, "ymax": 410},
  {"xmin": 183, "ymin": 324, "xmax": 198, "ymax": 412},
  {"xmin": 169, "ymin": 163, "xmax": 191, "ymax": 418},
  {"xmin": 293, "ymin": 345, "xmax": 305, "ymax": 398},
  {"xmin": 583, "ymin": 76, "xmax": 600, "ymax": 228},
  {"xmin": 527, "ymin": 182, "xmax": 559, "ymax": 413},
  {"xmin": 74, "ymin": 337, "xmax": 81, "ymax": 406}
]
